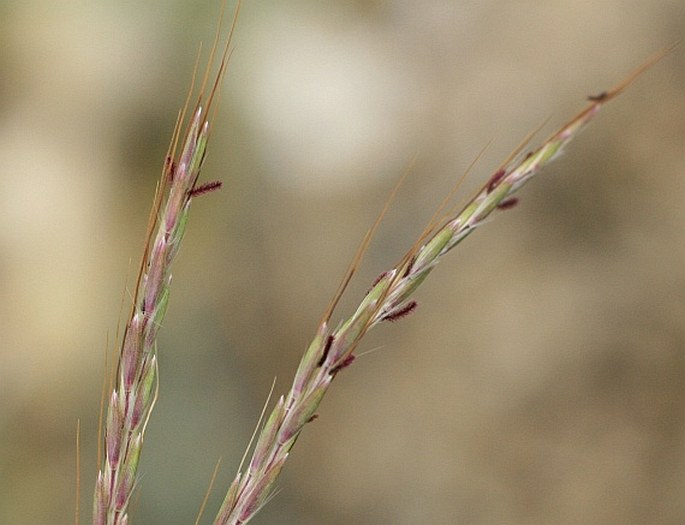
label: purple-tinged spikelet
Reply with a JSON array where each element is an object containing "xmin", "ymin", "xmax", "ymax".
[
  {"xmin": 130, "ymin": 389, "xmax": 146, "ymax": 429},
  {"xmin": 106, "ymin": 392, "xmax": 122, "ymax": 467},
  {"xmin": 93, "ymin": 472, "xmax": 107, "ymax": 525},
  {"xmin": 164, "ymin": 156, "xmax": 176, "ymax": 183},
  {"xmin": 122, "ymin": 314, "xmax": 142, "ymax": 391}
]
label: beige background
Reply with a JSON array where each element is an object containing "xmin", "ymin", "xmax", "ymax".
[{"xmin": 1, "ymin": 1, "xmax": 684, "ymax": 523}]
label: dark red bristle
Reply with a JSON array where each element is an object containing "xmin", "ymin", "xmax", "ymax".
[
  {"xmin": 486, "ymin": 169, "xmax": 506, "ymax": 193},
  {"xmin": 587, "ymin": 91, "xmax": 608, "ymax": 102},
  {"xmin": 402, "ymin": 255, "xmax": 416, "ymax": 278},
  {"xmin": 497, "ymin": 197, "xmax": 519, "ymax": 210},
  {"xmin": 366, "ymin": 272, "xmax": 390, "ymax": 295},
  {"xmin": 330, "ymin": 354, "xmax": 356, "ymax": 376},
  {"xmin": 188, "ymin": 180, "xmax": 222, "ymax": 197},
  {"xmin": 317, "ymin": 335, "xmax": 335, "ymax": 367},
  {"xmin": 371, "ymin": 271, "xmax": 389, "ymax": 288},
  {"xmin": 380, "ymin": 300, "xmax": 418, "ymax": 322}
]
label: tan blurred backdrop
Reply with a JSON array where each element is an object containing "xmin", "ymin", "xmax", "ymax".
[{"xmin": 1, "ymin": 1, "xmax": 684, "ymax": 523}]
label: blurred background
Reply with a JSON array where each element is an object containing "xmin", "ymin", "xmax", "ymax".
[{"xmin": 1, "ymin": 0, "xmax": 684, "ymax": 523}]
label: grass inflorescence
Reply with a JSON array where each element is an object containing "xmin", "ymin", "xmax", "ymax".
[
  {"xmin": 91, "ymin": 3, "xmax": 239, "ymax": 523},
  {"xmin": 210, "ymin": 46, "xmax": 671, "ymax": 525},
  {"xmin": 89, "ymin": 2, "xmax": 674, "ymax": 523}
]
